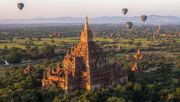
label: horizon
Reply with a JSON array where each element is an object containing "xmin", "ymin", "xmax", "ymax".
[
  {"xmin": 0, "ymin": 0, "xmax": 180, "ymax": 19},
  {"xmin": 1, "ymin": 15, "xmax": 180, "ymax": 20},
  {"xmin": 0, "ymin": 15, "xmax": 180, "ymax": 25}
]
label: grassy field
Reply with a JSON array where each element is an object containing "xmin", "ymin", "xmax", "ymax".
[
  {"xmin": 143, "ymin": 51, "xmax": 179, "ymax": 58},
  {"xmin": 0, "ymin": 37, "xmax": 179, "ymax": 52},
  {"xmin": 0, "ymin": 37, "xmax": 179, "ymax": 75},
  {"xmin": 0, "ymin": 37, "xmax": 80, "ymax": 49}
]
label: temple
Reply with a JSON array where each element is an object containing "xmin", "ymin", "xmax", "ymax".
[
  {"xmin": 24, "ymin": 64, "xmax": 35, "ymax": 74},
  {"xmin": 134, "ymin": 49, "xmax": 143, "ymax": 61},
  {"xmin": 131, "ymin": 49, "xmax": 144, "ymax": 74},
  {"xmin": 42, "ymin": 17, "xmax": 128, "ymax": 91},
  {"xmin": 131, "ymin": 62, "xmax": 143, "ymax": 74}
]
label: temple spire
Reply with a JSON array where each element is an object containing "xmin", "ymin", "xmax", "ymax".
[
  {"xmin": 81, "ymin": 16, "xmax": 93, "ymax": 42},
  {"xmin": 137, "ymin": 49, "xmax": 141, "ymax": 55},
  {"xmin": 84, "ymin": 16, "xmax": 89, "ymax": 31}
]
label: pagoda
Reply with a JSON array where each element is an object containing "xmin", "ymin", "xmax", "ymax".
[
  {"xmin": 42, "ymin": 17, "xmax": 128, "ymax": 91},
  {"xmin": 131, "ymin": 62, "xmax": 143, "ymax": 74},
  {"xmin": 134, "ymin": 49, "xmax": 143, "ymax": 61},
  {"xmin": 24, "ymin": 64, "xmax": 35, "ymax": 74}
]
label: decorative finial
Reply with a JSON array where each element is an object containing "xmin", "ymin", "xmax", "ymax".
[
  {"xmin": 84, "ymin": 16, "xmax": 89, "ymax": 30},
  {"xmin": 138, "ymin": 49, "xmax": 141, "ymax": 55}
]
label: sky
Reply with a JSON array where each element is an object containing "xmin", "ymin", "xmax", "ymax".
[{"xmin": 0, "ymin": 0, "xmax": 180, "ymax": 19}]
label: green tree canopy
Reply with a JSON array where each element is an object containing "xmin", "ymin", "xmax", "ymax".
[{"xmin": 7, "ymin": 51, "xmax": 22, "ymax": 64}]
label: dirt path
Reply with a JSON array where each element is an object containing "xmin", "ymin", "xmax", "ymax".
[
  {"xmin": 0, "ymin": 59, "xmax": 47, "ymax": 68},
  {"xmin": 144, "ymin": 67, "xmax": 159, "ymax": 73}
]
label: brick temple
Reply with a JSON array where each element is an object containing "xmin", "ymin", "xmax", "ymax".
[
  {"xmin": 131, "ymin": 49, "xmax": 143, "ymax": 74},
  {"xmin": 42, "ymin": 17, "xmax": 128, "ymax": 91},
  {"xmin": 24, "ymin": 64, "xmax": 35, "ymax": 74},
  {"xmin": 134, "ymin": 49, "xmax": 143, "ymax": 61}
]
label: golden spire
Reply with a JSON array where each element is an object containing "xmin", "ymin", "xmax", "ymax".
[
  {"xmin": 84, "ymin": 16, "xmax": 89, "ymax": 30},
  {"xmin": 81, "ymin": 16, "xmax": 93, "ymax": 42},
  {"xmin": 135, "ymin": 61, "xmax": 138, "ymax": 67},
  {"xmin": 137, "ymin": 49, "xmax": 141, "ymax": 55},
  {"xmin": 131, "ymin": 62, "xmax": 138, "ymax": 72}
]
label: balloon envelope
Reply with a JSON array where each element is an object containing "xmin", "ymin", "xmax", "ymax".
[
  {"xmin": 17, "ymin": 3, "xmax": 24, "ymax": 10},
  {"xmin": 126, "ymin": 22, "xmax": 133, "ymax": 29},
  {"xmin": 141, "ymin": 15, "xmax": 147, "ymax": 22},
  {"xmin": 122, "ymin": 8, "xmax": 128, "ymax": 15}
]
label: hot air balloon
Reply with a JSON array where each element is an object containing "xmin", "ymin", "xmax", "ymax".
[
  {"xmin": 17, "ymin": 3, "xmax": 24, "ymax": 10},
  {"xmin": 122, "ymin": 8, "xmax": 128, "ymax": 15},
  {"xmin": 126, "ymin": 22, "xmax": 133, "ymax": 29},
  {"xmin": 141, "ymin": 15, "xmax": 147, "ymax": 22}
]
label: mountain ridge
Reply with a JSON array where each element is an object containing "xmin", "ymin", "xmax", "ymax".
[{"xmin": 0, "ymin": 15, "xmax": 180, "ymax": 25}]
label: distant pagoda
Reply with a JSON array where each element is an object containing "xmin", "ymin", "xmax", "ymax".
[
  {"xmin": 24, "ymin": 64, "xmax": 35, "ymax": 74},
  {"xmin": 134, "ymin": 49, "xmax": 143, "ymax": 61},
  {"xmin": 131, "ymin": 62, "xmax": 143, "ymax": 74},
  {"xmin": 131, "ymin": 49, "xmax": 144, "ymax": 74}
]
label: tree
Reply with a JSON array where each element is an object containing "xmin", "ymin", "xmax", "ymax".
[
  {"xmin": 175, "ymin": 88, "xmax": 180, "ymax": 99},
  {"xmin": 107, "ymin": 97, "xmax": 126, "ymax": 102},
  {"xmin": 37, "ymin": 37, "xmax": 41, "ymax": 41},
  {"xmin": 28, "ymin": 37, "xmax": 33, "ymax": 41},
  {"xmin": 133, "ymin": 82, "xmax": 142, "ymax": 91},
  {"xmin": 40, "ymin": 45, "xmax": 55, "ymax": 59},
  {"xmin": 4, "ymin": 45, "xmax": 8, "ymax": 50},
  {"xmin": 135, "ymin": 41, "xmax": 142, "ymax": 48},
  {"xmin": 5, "ymin": 71, "xmax": 10, "ymax": 77},
  {"xmin": 0, "ymin": 56, "xmax": 4, "ymax": 64},
  {"xmin": 25, "ymin": 44, "xmax": 31, "ymax": 50},
  {"xmin": 9, "ymin": 37, "xmax": 13, "ymax": 43},
  {"xmin": 7, "ymin": 51, "xmax": 22, "ymax": 64},
  {"xmin": 28, "ymin": 46, "xmax": 39, "ymax": 57},
  {"xmin": 175, "ymin": 56, "xmax": 180, "ymax": 69}
]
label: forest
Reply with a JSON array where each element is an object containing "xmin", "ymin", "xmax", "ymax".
[{"xmin": 0, "ymin": 24, "xmax": 180, "ymax": 102}]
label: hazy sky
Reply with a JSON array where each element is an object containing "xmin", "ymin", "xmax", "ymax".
[{"xmin": 0, "ymin": 0, "xmax": 180, "ymax": 19}]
